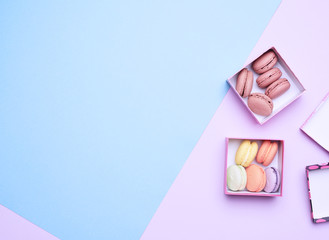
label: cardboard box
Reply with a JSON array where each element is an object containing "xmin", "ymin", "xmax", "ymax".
[
  {"xmin": 227, "ymin": 47, "xmax": 306, "ymax": 124},
  {"xmin": 224, "ymin": 137, "xmax": 284, "ymax": 196}
]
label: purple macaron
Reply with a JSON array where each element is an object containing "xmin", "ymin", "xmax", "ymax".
[{"xmin": 264, "ymin": 167, "xmax": 281, "ymax": 193}]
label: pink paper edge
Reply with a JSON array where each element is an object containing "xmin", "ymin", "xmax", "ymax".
[
  {"xmin": 305, "ymin": 167, "xmax": 313, "ymax": 222},
  {"xmin": 300, "ymin": 91, "xmax": 329, "ymax": 153},
  {"xmin": 300, "ymin": 128, "xmax": 329, "ymax": 154},
  {"xmin": 300, "ymin": 91, "xmax": 329, "ymax": 130},
  {"xmin": 281, "ymin": 139, "xmax": 284, "ymax": 197},
  {"xmin": 224, "ymin": 138, "xmax": 229, "ymax": 195}
]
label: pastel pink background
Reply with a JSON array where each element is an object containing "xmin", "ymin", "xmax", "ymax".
[
  {"xmin": 0, "ymin": 205, "xmax": 58, "ymax": 239},
  {"xmin": 141, "ymin": 0, "xmax": 329, "ymax": 239}
]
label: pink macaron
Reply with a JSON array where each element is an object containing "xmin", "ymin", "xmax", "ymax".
[
  {"xmin": 247, "ymin": 93, "xmax": 273, "ymax": 116},
  {"xmin": 252, "ymin": 50, "xmax": 278, "ymax": 74},
  {"xmin": 256, "ymin": 140, "xmax": 278, "ymax": 166},
  {"xmin": 246, "ymin": 164, "xmax": 266, "ymax": 192},
  {"xmin": 236, "ymin": 68, "xmax": 253, "ymax": 98},
  {"xmin": 265, "ymin": 78, "xmax": 291, "ymax": 99},
  {"xmin": 256, "ymin": 68, "xmax": 282, "ymax": 88}
]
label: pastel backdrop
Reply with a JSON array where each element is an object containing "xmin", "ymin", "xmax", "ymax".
[
  {"xmin": 0, "ymin": 1, "xmax": 280, "ymax": 239},
  {"xmin": 141, "ymin": 0, "xmax": 329, "ymax": 239}
]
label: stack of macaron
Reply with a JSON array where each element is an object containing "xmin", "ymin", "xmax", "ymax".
[
  {"xmin": 227, "ymin": 139, "xmax": 281, "ymax": 193},
  {"xmin": 235, "ymin": 50, "xmax": 291, "ymax": 117}
]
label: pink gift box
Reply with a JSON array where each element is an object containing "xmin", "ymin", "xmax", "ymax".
[
  {"xmin": 227, "ymin": 47, "xmax": 306, "ymax": 125},
  {"xmin": 306, "ymin": 163, "xmax": 329, "ymax": 223},
  {"xmin": 224, "ymin": 137, "xmax": 284, "ymax": 197}
]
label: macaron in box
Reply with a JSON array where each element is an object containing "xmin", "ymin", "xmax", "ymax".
[
  {"xmin": 224, "ymin": 137, "xmax": 284, "ymax": 197},
  {"xmin": 227, "ymin": 47, "xmax": 306, "ymax": 125}
]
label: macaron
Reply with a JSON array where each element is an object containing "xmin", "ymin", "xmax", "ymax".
[
  {"xmin": 252, "ymin": 50, "xmax": 278, "ymax": 74},
  {"xmin": 247, "ymin": 93, "xmax": 273, "ymax": 116},
  {"xmin": 246, "ymin": 164, "xmax": 266, "ymax": 192},
  {"xmin": 227, "ymin": 165, "xmax": 247, "ymax": 191},
  {"xmin": 265, "ymin": 78, "xmax": 291, "ymax": 99},
  {"xmin": 236, "ymin": 68, "xmax": 253, "ymax": 98},
  {"xmin": 264, "ymin": 167, "xmax": 281, "ymax": 193},
  {"xmin": 256, "ymin": 67, "xmax": 282, "ymax": 88},
  {"xmin": 235, "ymin": 140, "xmax": 258, "ymax": 167},
  {"xmin": 256, "ymin": 141, "xmax": 278, "ymax": 166}
]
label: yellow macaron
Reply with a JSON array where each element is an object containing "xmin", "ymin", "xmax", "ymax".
[{"xmin": 235, "ymin": 140, "xmax": 258, "ymax": 167}]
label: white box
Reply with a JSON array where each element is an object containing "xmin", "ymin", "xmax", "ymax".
[
  {"xmin": 227, "ymin": 47, "xmax": 306, "ymax": 125},
  {"xmin": 224, "ymin": 137, "xmax": 284, "ymax": 197}
]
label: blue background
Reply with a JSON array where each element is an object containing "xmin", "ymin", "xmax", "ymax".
[{"xmin": 0, "ymin": 1, "xmax": 280, "ymax": 239}]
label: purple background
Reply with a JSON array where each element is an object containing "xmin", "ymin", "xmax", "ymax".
[
  {"xmin": 0, "ymin": 205, "xmax": 58, "ymax": 239},
  {"xmin": 141, "ymin": 0, "xmax": 329, "ymax": 239},
  {"xmin": 2, "ymin": 0, "xmax": 328, "ymax": 238}
]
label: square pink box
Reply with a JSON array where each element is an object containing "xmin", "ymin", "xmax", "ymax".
[
  {"xmin": 306, "ymin": 163, "xmax": 329, "ymax": 223},
  {"xmin": 224, "ymin": 137, "xmax": 284, "ymax": 197},
  {"xmin": 227, "ymin": 47, "xmax": 306, "ymax": 125}
]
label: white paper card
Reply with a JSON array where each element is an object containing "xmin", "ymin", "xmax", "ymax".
[{"xmin": 301, "ymin": 93, "xmax": 329, "ymax": 152}]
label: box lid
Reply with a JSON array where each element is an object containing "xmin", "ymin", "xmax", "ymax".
[{"xmin": 306, "ymin": 163, "xmax": 329, "ymax": 223}]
